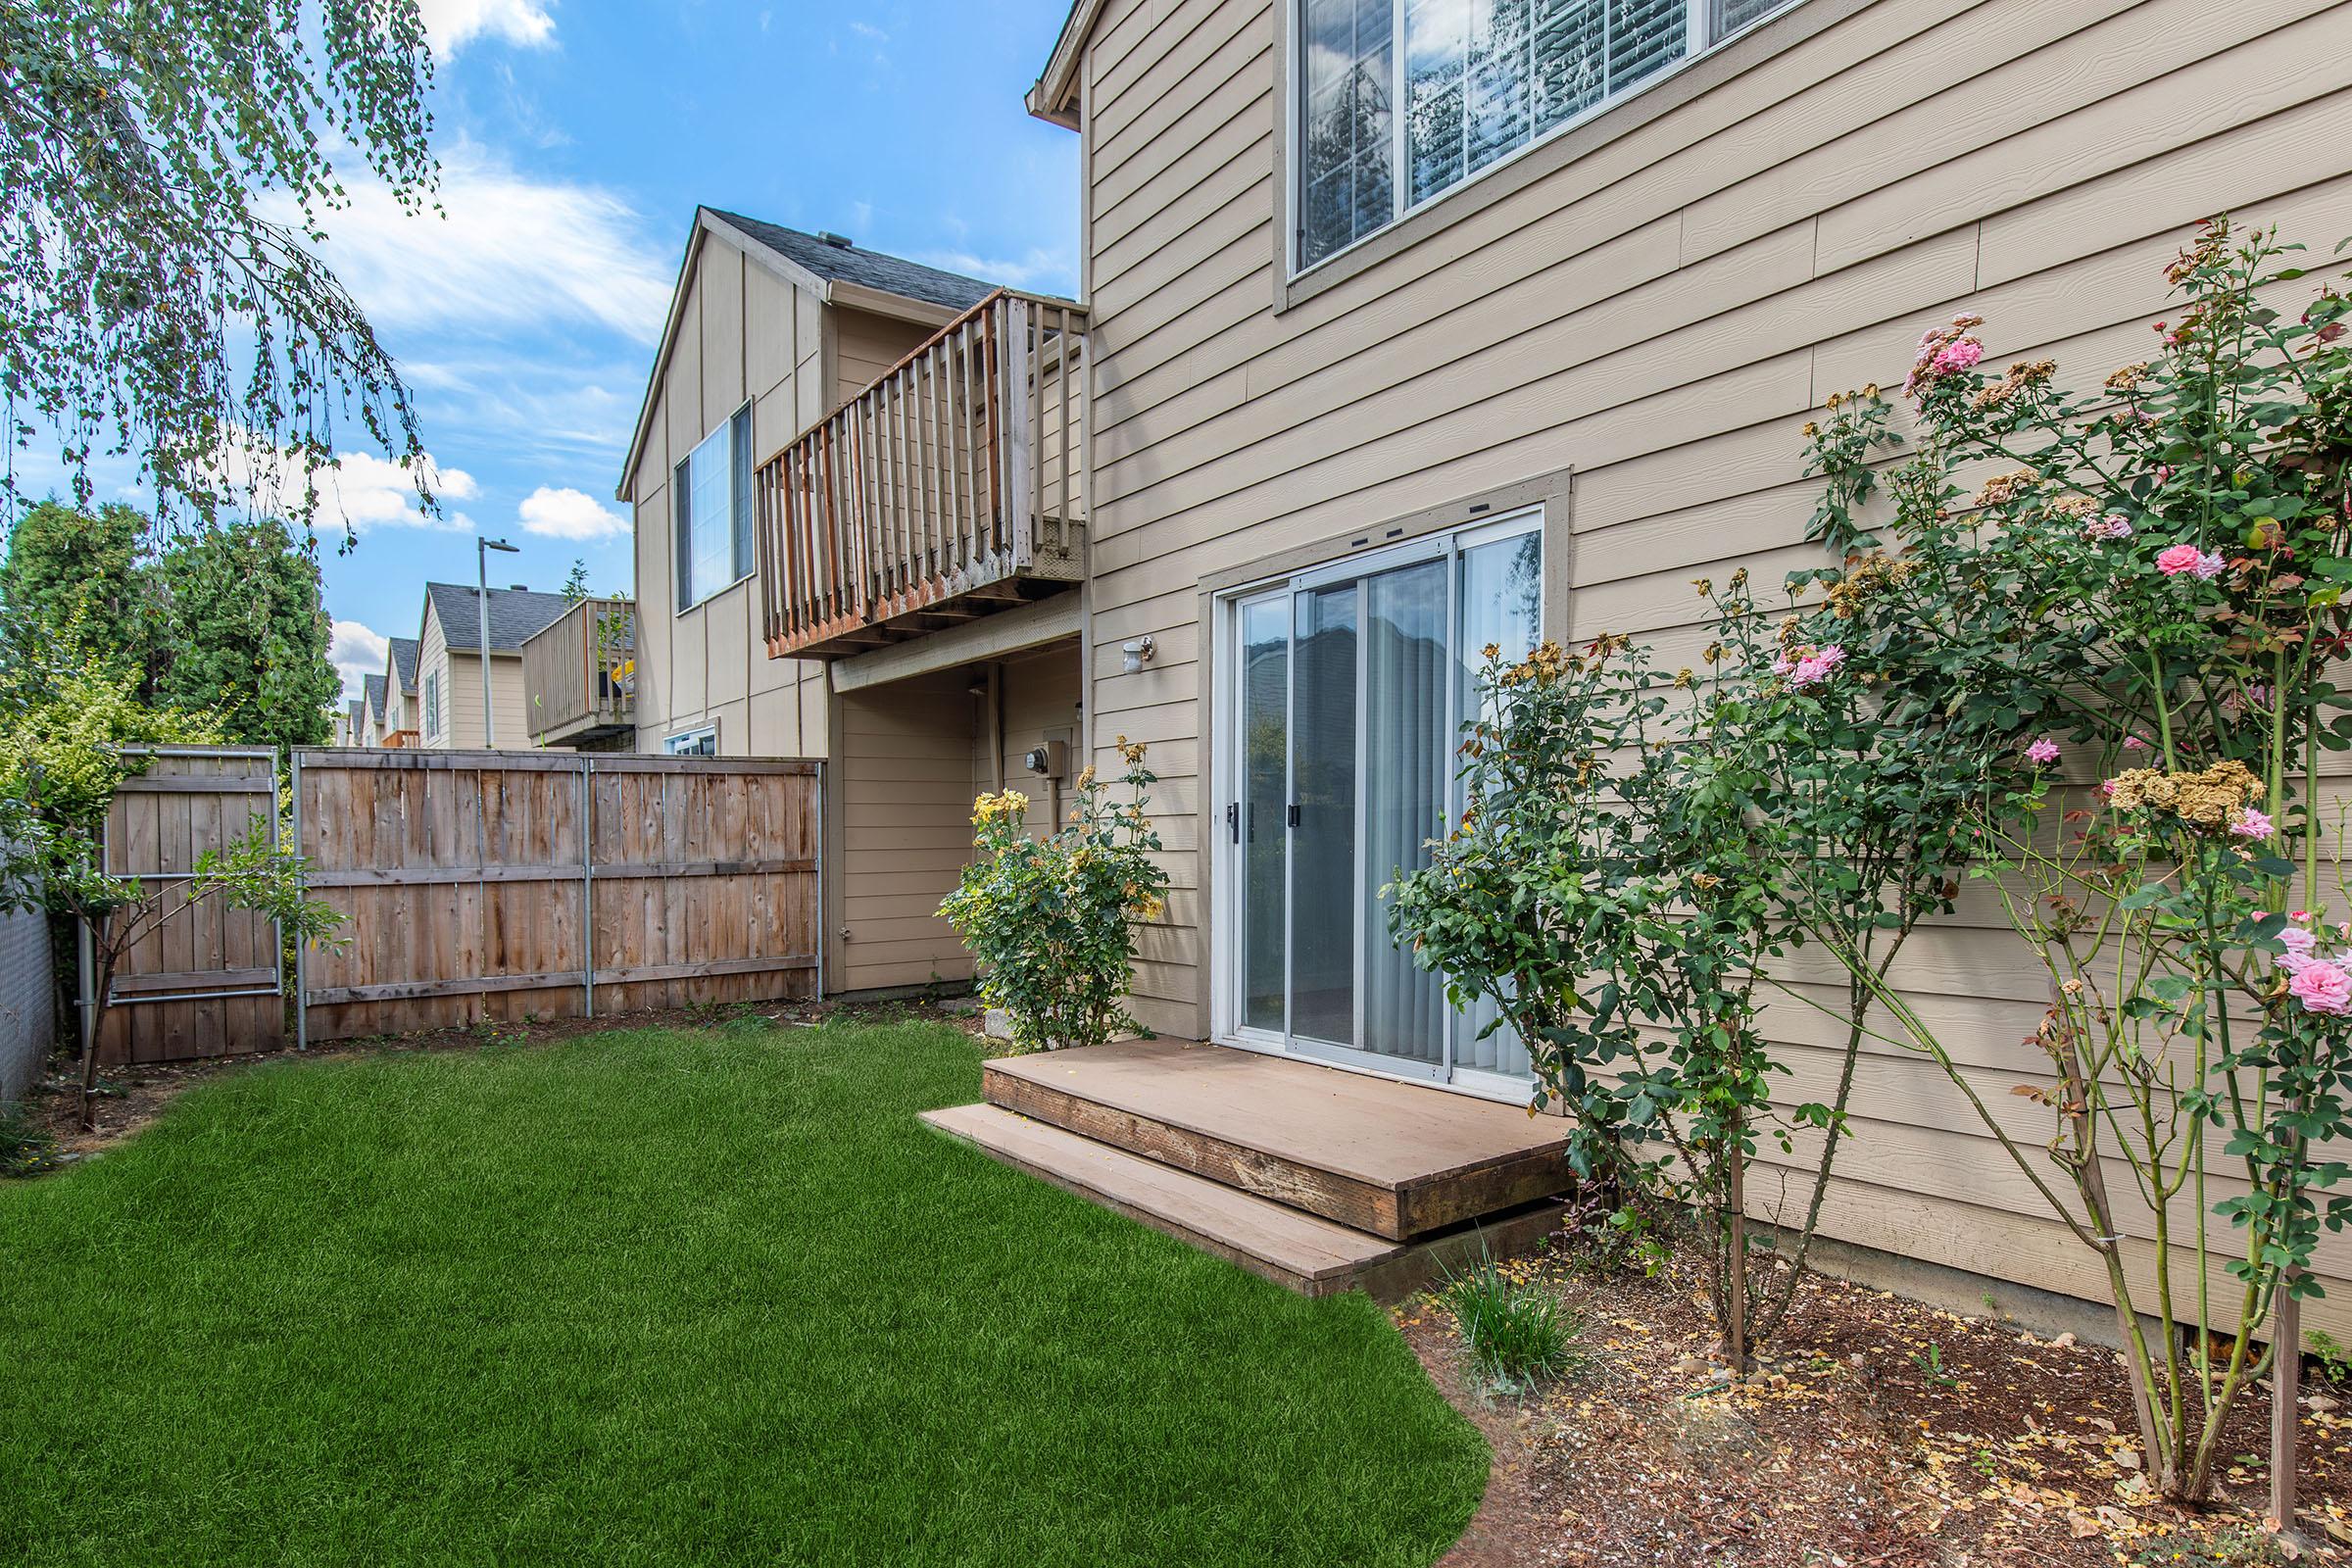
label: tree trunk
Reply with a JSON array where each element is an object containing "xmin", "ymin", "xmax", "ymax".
[{"xmin": 75, "ymin": 917, "xmax": 100, "ymax": 1132}]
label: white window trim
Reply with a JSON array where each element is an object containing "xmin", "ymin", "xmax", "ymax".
[
  {"xmin": 1208, "ymin": 502, "xmax": 1544, "ymax": 1102},
  {"xmin": 422, "ymin": 671, "xmax": 441, "ymax": 741},
  {"xmin": 1287, "ymin": 0, "xmax": 1804, "ymax": 278},
  {"xmin": 672, "ymin": 400, "xmax": 756, "ymax": 616},
  {"xmin": 662, "ymin": 723, "xmax": 719, "ymax": 757}
]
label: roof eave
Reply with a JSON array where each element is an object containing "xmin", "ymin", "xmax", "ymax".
[{"xmin": 1026, "ymin": 0, "xmax": 1097, "ymax": 129}]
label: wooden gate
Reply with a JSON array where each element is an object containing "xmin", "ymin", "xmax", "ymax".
[
  {"xmin": 292, "ymin": 751, "xmax": 822, "ymax": 1044},
  {"xmin": 97, "ymin": 746, "xmax": 286, "ymax": 1065}
]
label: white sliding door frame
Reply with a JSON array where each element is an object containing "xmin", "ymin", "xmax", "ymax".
[{"xmin": 1211, "ymin": 504, "xmax": 1544, "ymax": 1098}]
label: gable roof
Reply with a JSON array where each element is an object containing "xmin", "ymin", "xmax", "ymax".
[
  {"xmin": 616, "ymin": 207, "xmax": 1007, "ymax": 501},
  {"xmin": 387, "ymin": 636, "xmax": 419, "ymax": 693},
  {"xmin": 709, "ymin": 210, "xmax": 996, "ymax": 314},
  {"xmin": 345, "ymin": 698, "xmax": 363, "ymax": 736},
  {"xmin": 362, "ymin": 673, "xmax": 387, "ymax": 719},
  {"xmin": 422, "ymin": 583, "xmax": 572, "ymax": 653}
]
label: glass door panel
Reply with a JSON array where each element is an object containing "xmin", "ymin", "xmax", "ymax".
[
  {"xmin": 1450, "ymin": 528, "xmax": 1544, "ymax": 1078},
  {"xmin": 1238, "ymin": 597, "xmax": 1289, "ymax": 1035},
  {"xmin": 1360, "ymin": 560, "xmax": 1447, "ymax": 1069},
  {"xmin": 1290, "ymin": 584, "xmax": 1358, "ymax": 1049}
]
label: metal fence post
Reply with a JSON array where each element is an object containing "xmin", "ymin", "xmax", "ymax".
[
  {"xmin": 581, "ymin": 756, "xmax": 595, "ymax": 1020},
  {"xmin": 291, "ymin": 749, "xmax": 308, "ymax": 1052}
]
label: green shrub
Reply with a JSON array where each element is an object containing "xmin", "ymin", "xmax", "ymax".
[
  {"xmin": 1439, "ymin": 1256, "xmax": 1584, "ymax": 1392},
  {"xmin": 940, "ymin": 741, "xmax": 1168, "ymax": 1054}
]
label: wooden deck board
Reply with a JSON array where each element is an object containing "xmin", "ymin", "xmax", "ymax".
[
  {"xmin": 921, "ymin": 1102, "xmax": 1562, "ymax": 1301},
  {"xmin": 982, "ymin": 1040, "xmax": 1570, "ymax": 1239}
]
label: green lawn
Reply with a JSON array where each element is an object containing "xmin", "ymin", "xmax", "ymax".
[{"xmin": 0, "ymin": 1017, "xmax": 1484, "ymax": 1567}]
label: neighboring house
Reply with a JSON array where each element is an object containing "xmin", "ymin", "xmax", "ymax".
[
  {"xmin": 360, "ymin": 674, "xmax": 389, "ymax": 748},
  {"xmin": 705, "ymin": 0, "xmax": 2352, "ymax": 1315},
  {"xmin": 414, "ymin": 582, "xmax": 572, "ymax": 750},
  {"xmin": 616, "ymin": 208, "xmax": 1087, "ymax": 993},
  {"xmin": 338, "ymin": 699, "xmax": 363, "ymax": 747},
  {"xmin": 381, "ymin": 636, "xmax": 421, "ymax": 747}
]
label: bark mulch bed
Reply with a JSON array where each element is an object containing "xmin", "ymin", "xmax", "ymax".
[{"xmin": 1410, "ymin": 1246, "xmax": 2352, "ymax": 1568}]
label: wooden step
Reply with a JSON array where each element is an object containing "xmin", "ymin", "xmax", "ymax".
[
  {"xmin": 921, "ymin": 1102, "xmax": 1562, "ymax": 1302},
  {"xmin": 982, "ymin": 1042, "xmax": 1569, "ymax": 1240}
]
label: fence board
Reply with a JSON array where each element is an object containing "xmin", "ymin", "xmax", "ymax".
[
  {"xmin": 294, "ymin": 751, "xmax": 822, "ymax": 1042},
  {"xmin": 96, "ymin": 748, "xmax": 285, "ymax": 1066}
]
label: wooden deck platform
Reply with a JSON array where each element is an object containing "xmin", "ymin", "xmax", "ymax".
[{"xmin": 922, "ymin": 1040, "xmax": 1572, "ymax": 1301}]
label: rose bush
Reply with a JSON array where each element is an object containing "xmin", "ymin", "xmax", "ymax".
[{"xmin": 940, "ymin": 740, "xmax": 1168, "ymax": 1055}]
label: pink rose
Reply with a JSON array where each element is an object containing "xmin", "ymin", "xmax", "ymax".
[
  {"xmin": 2025, "ymin": 738, "xmax": 2060, "ymax": 764},
  {"xmin": 1933, "ymin": 338, "xmax": 1984, "ymax": 374},
  {"xmin": 2083, "ymin": 514, "xmax": 2134, "ymax": 541},
  {"xmin": 2230, "ymin": 808, "xmax": 2273, "ymax": 840},
  {"xmin": 2280, "ymin": 924, "xmax": 2319, "ymax": 957},
  {"xmin": 2289, "ymin": 960, "xmax": 2352, "ymax": 1016},
  {"xmin": 2155, "ymin": 544, "xmax": 2205, "ymax": 576},
  {"xmin": 2123, "ymin": 735, "xmax": 2150, "ymax": 753}
]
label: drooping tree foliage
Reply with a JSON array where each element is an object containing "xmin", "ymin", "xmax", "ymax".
[{"xmin": 0, "ymin": 0, "xmax": 441, "ymax": 535}]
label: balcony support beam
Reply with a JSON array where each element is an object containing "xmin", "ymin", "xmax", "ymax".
[{"xmin": 828, "ymin": 588, "xmax": 1082, "ymax": 695}]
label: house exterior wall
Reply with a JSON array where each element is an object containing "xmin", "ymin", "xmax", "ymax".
[
  {"xmin": 1063, "ymin": 0, "xmax": 2352, "ymax": 1325},
  {"xmin": 624, "ymin": 232, "xmax": 831, "ymax": 759},
  {"xmin": 415, "ymin": 607, "xmax": 534, "ymax": 751},
  {"xmin": 828, "ymin": 667, "xmax": 984, "ymax": 995},
  {"xmin": 0, "ymin": 877, "xmax": 51, "ymax": 1103}
]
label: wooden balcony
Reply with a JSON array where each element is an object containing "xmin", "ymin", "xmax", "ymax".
[
  {"xmin": 756, "ymin": 289, "xmax": 1086, "ymax": 660},
  {"xmin": 522, "ymin": 596, "xmax": 638, "ymax": 747},
  {"xmin": 382, "ymin": 728, "xmax": 418, "ymax": 750}
]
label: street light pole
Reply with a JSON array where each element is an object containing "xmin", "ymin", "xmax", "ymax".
[{"xmin": 477, "ymin": 535, "xmax": 519, "ymax": 749}]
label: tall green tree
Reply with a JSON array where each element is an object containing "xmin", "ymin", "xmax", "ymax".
[
  {"xmin": 0, "ymin": 0, "xmax": 441, "ymax": 535},
  {"xmin": 153, "ymin": 517, "xmax": 338, "ymax": 751},
  {"xmin": 0, "ymin": 500, "xmax": 161, "ymax": 687}
]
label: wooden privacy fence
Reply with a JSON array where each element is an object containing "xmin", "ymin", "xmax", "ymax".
[
  {"xmin": 96, "ymin": 746, "xmax": 286, "ymax": 1065},
  {"xmin": 292, "ymin": 750, "xmax": 822, "ymax": 1044}
]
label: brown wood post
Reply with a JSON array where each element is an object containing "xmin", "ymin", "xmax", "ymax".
[
  {"xmin": 2273, "ymin": 1278, "xmax": 2301, "ymax": 1529},
  {"xmin": 1727, "ymin": 1135, "xmax": 1748, "ymax": 1373}
]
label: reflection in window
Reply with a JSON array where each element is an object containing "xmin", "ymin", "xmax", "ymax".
[{"xmin": 1305, "ymin": 0, "xmax": 1800, "ymax": 266}]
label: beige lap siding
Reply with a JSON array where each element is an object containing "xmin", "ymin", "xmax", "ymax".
[
  {"xmin": 1070, "ymin": 0, "xmax": 2352, "ymax": 1323},
  {"xmin": 830, "ymin": 668, "xmax": 982, "ymax": 995}
]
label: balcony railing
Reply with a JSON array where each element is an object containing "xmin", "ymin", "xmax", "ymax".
[
  {"xmin": 756, "ymin": 288, "xmax": 1086, "ymax": 659},
  {"xmin": 522, "ymin": 596, "xmax": 638, "ymax": 747}
]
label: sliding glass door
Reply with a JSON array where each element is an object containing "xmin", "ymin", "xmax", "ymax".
[{"xmin": 1220, "ymin": 511, "xmax": 1542, "ymax": 1089}]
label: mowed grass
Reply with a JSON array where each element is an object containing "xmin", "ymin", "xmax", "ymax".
[{"xmin": 0, "ymin": 1018, "xmax": 1484, "ymax": 1567}]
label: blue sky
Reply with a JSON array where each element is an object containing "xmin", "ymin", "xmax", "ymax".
[{"xmin": 24, "ymin": 0, "xmax": 1081, "ymax": 704}]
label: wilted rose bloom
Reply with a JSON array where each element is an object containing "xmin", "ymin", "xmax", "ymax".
[
  {"xmin": 2082, "ymin": 514, "xmax": 2134, "ymax": 541},
  {"xmin": 2191, "ymin": 550, "xmax": 2227, "ymax": 580},
  {"xmin": 2289, "ymin": 960, "xmax": 2352, "ymax": 1015},
  {"xmin": 2025, "ymin": 737, "xmax": 2061, "ymax": 763}
]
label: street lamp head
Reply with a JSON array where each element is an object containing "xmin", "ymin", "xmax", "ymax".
[{"xmin": 481, "ymin": 536, "xmax": 520, "ymax": 554}]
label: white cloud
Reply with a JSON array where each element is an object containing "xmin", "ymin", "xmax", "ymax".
[
  {"xmin": 279, "ymin": 139, "xmax": 673, "ymax": 343},
  {"xmin": 417, "ymin": 0, "xmax": 556, "ymax": 55},
  {"xmin": 216, "ymin": 437, "xmax": 480, "ymax": 536},
  {"xmin": 518, "ymin": 484, "xmax": 628, "ymax": 540},
  {"xmin": 329, "ymin": 619, "xmax": 390, "ymax": 703}
]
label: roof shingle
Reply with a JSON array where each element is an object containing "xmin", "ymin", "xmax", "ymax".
[
  {"xmin": 387, "ymin": 636, "xmax": 419, "ymax": 692},
  {"xmin": 707, "ymin": 209, "xmax": 999, "ymax": 313},
  {"xmin": 424, "ymin": 583, "xmax": 573, "ymax": 652}
]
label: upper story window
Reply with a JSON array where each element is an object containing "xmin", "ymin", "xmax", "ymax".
[
  {"xmin": 1297, "ymin": 0, "xmax": 1800, "ymax": 270},
  {"xmin": 423, "ymin": 671, "xmax": 442, "ymax": 740},
  {"xmin": 674, "ymin": 404, "xmax": 753, "ymax": 612}
]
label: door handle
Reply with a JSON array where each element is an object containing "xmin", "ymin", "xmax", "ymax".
[
  {"xmin": 1287, "ymin": 802, "xmax": 1301, "ymax": 828},
  {"xmin": 1227, "ymin": 801, "xmax": 1240, "ymax": 843}
]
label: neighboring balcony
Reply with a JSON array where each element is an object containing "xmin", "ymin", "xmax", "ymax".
[
  {"xmin": 382, "ymin": 728, "xmax": 418, "ymax": 749},
  {"xmin": 522, "ymin": 596, "xmax": 638, "ymax": 747},
  {"xmin": 756, "ymin": 289, "xmax": 1086, "ymax": 660}
]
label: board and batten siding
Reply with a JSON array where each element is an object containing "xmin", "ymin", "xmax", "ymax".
[
  {"xmin": 1067, "ymin": 0, "xmax": 2352, "ymax": 1327},
  {"xmin": 624, "ymin": 231, "xmax": 832, "ymax": 759}
]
